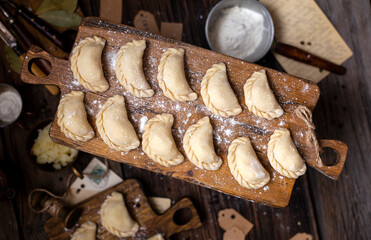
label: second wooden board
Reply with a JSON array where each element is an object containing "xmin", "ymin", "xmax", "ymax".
[{"xmin": 44, "ymin": 179, "xmax": 202, "ymax": 239}]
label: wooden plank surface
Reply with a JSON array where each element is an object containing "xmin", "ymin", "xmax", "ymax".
[
  {"xmin": 306, "ymin": 0, "xmax": 371, "ymax": 239},
  {"xmin": 0, "ymin": 0, "xmax": 369, "ymax": 239},
  {"xmin": 0, "ymin": 131, "xmax": 20, "ymax": 240}
]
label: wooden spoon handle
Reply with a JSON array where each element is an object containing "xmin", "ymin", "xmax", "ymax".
[
  {"xmin": 274, "ymin": 42, "xmax": 346, "ymax": 75},
  {"xmin": 20, "ymin": 45, "xmax": 62, "ymax": 87},
  {"xmin": 310, "ymin": 139, "xmax": 348, "ymax": 180}
]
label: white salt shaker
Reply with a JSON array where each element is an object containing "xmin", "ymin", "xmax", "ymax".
[{"xmin": 0, "ymin": 83, "xmax": 22, "ymax": 127}]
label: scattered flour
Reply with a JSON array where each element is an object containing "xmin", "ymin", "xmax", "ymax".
[
  {"xmin": 59, "ymin": 32, "xmax": 312, "ymax": 201},
  {"xmin": 138, "ymin": 116, "xmax": 148, "ymax": 133},
  {"xmin": 225, "ymin": 129, "xmax": 232, "ymax": 136},
  {"xmin": 71, "ymin": 79, "xmax": 80, "ymax": 86}
]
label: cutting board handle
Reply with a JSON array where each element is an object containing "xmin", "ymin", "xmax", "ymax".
[
  {"xmin": 20, "ymin": 45, "xmax": 62, "ymax": 87},
  {"xmin": 310, "ymin": 139, "xmax": 348, "ymax": 180},
  {"xmin": 156, "ymin": 198, "xmax": 202, "ymax": 238}
]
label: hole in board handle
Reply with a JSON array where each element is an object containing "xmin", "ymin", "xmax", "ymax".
[
  {"xmin": 320, "ymin": 147, "xmax": 339, "ymax": 166},
  {"xmin": 173, "ymin": 207, "xmax": 193, "ymax": 226},
  {"xmin": 65, "ymin": 207, "xmax": 83, "ymax": 229},
  {"xmin": 28, "ymin": 58, "xmax": 52, "ymax": 77}
]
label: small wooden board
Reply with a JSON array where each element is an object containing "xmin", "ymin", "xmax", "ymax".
[
  {"xmin": 44, "ymin": 179, "xmax": 202, "ymax": 239},
  {"xmin": 20, "ymin": 17, "xmax": 347, "ymax": 207}
]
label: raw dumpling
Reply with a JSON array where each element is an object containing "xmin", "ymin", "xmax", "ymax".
[
  {"xmin": 228, "ymin": 137, "xmax": 270, "ymax": 189},
  {"xmin": 243, "ymin": 70, "xmax": 283, "ymax": 120},
  {"xmin": 96, "ymin": 95, "xmax": 139, "ymax": 151},
  {"xmin": 57, "ymin": 91, "xmax": 94, "ymax": 141},
  {"xmin": 116, "ymin": 40, "xmax": 154, "ymax": 97},
  {"xmin": 157, "ymin": 48, "xmax": 197, "ymax": 101},
  {"xmin": 101, "ymin": 192, "xmax": 139, "ymax": 237},
  {"xmin": 147, "ymin": 234, "xmax": 164, "ymax": 240},
  {"xmin": 142, "ymin": 113, "xmax": 184, "ymax": 167},
  {"xmin": 267, "ymin": 128, "xmax": 306, "ymax": 178},
  {"xmin": 71, "ymin": 221, "xmax": 96, "ymax": 240},
  {"xmin": 70, "ymin": 36, "xmax": 109, "ymax": 92},
  {"xmin": 183, "ymin": 117, "xmax": 222, "ymax": 170},
  {"xmin": 201, "ymin": 63, "xmax": 242, "ymax": 117}
]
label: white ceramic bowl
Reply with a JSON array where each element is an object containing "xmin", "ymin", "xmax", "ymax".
[{"xmin": 205, "ymin": 0, "xmax": 274, "ymax": 62}]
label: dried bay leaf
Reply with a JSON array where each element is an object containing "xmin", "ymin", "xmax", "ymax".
[
  {"xmin": 5, "ymin": 46, "xmax": 22, "ymax": 74},
  {"xmin": 36, "ymin": 0, "xmax": 78, "ymax": 15},
  {"xmin": 38, "ymin": 10, "xmax": 82, "ymax": 27},
  {"xmin": 61, "ymin": 0, "xmax": 78, "ymax": 13}
]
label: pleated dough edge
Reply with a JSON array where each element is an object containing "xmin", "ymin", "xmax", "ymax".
[
  {"xmin": 243, "ymin": 70, "xmax": 283, "ymax": 120},
  {"xmin": 70, "ymin": 36, "xmax": 109, "ymax": 92},
  {"xmin": 57, "ymin": 91, "xmax": 94, "ymax": 142},
  {"xmin": 227, "ymin": 137, "xmax": 270, "ymax": 189},
  {"xmin": 101, "ymin": 192, "xmax": 139, "ymax": 238},
  {"xmin": 71, "ymin": 221, "xmax": 96, "ymax": 240},
  {"xmin": 157, "ymin": 48, "xmax": 197, "ymax": 102},
  {"xmin": 201, "ymin": 63, "xmax": 242, "ymax": 117},
  {"xmin": 96, "ymin": 95, "xmax": 140, "ymax": 151},
  {"xmin": 116, "ymin": 40, "xmax": 154, "ymax": 98},
  {"xmin": 142, "ymin": 114, "xmax": 184, "ymax": 167},
  {"xmin": 267, "ymin": 128, "xmax": 307, "ymax": 178},
  {"xmin": 183, "ymin": 117, "xmax": 222, "ymax": 170}
]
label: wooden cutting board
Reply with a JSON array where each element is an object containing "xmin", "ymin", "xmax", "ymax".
[
  {"xmin": 20, "ymin": 17, "xmax": 347, "ymax": 207},
  {"xmin": 44, "ymin": 179, "xmax": 202, "ymax": 239}
]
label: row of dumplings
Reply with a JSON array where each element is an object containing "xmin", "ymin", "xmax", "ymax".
[
  {"xmin": 71, "ymin": 192, "xmax": 162, "ymax": 239},
  {"xmin": 57, "ymin": 91, "xmax": 306, "ymax": 190},
  {"xmin": 71, "ymin": 36, "xmax": 283, "ymax": 120}
]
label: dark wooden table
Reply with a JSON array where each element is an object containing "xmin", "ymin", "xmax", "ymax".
[{"xmin": 0, "ymin": 0, "xmax": 370, "ymax": 239}]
